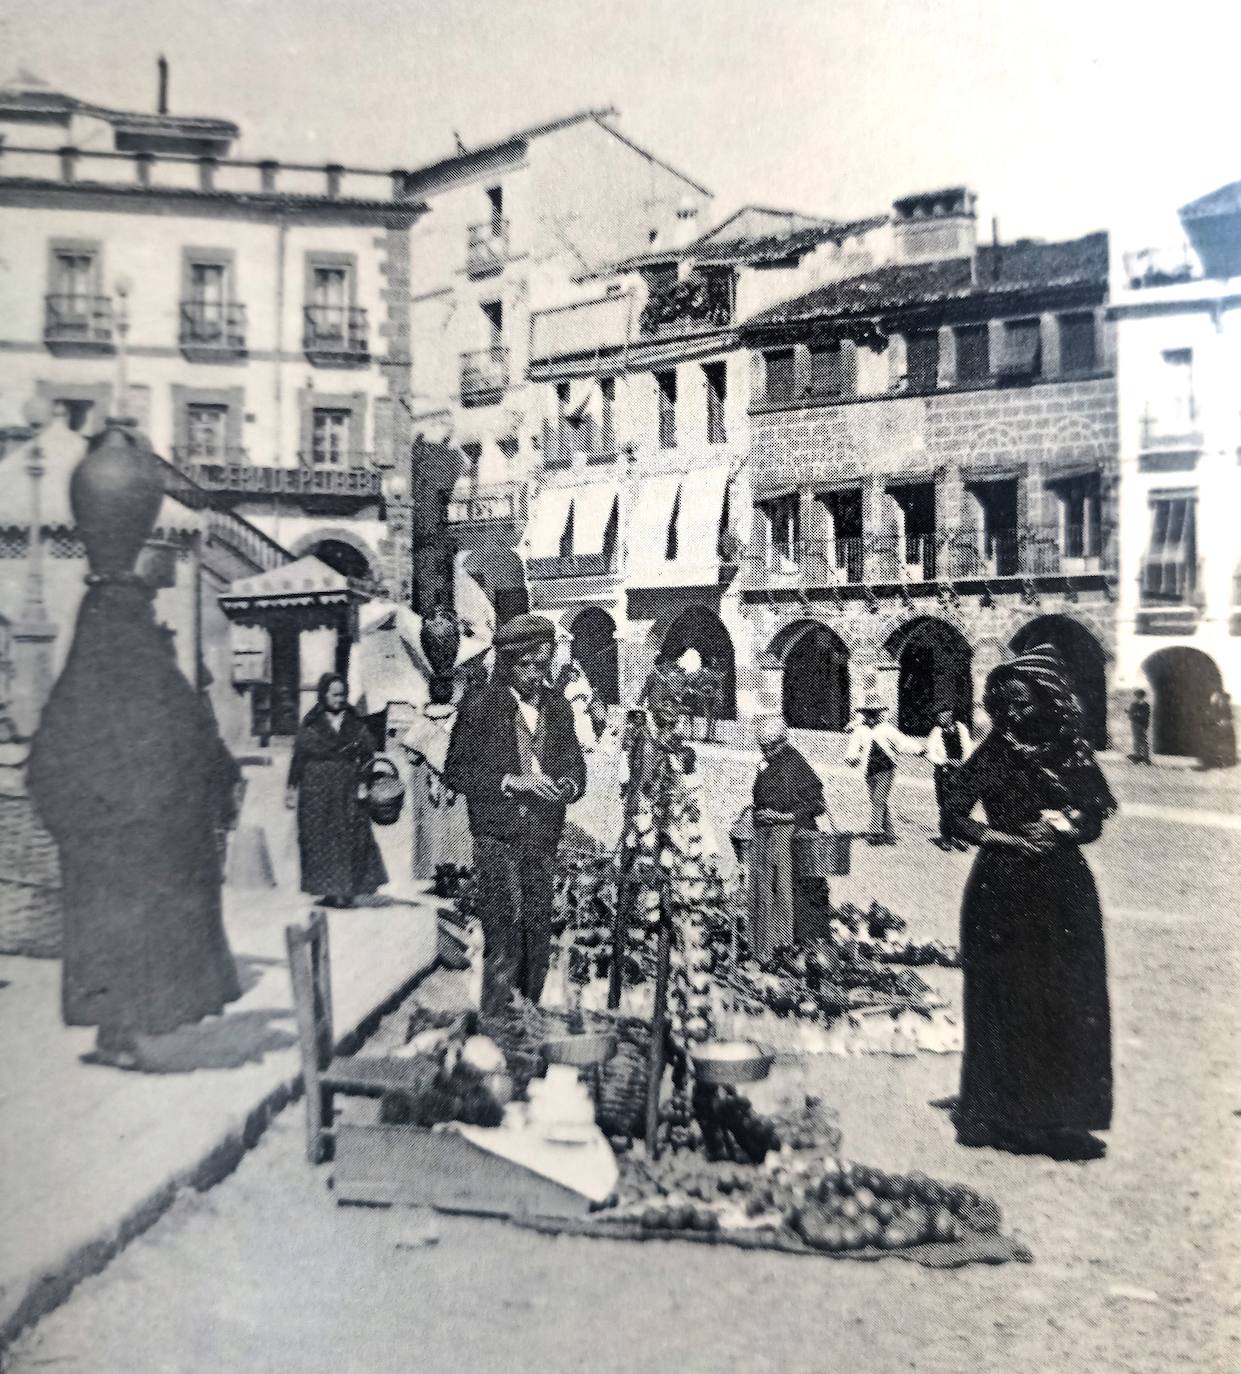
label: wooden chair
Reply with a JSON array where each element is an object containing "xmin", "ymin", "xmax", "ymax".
[{"xmin": 286, "ymin": 909, "xmax": 432, "ymax": 1163}]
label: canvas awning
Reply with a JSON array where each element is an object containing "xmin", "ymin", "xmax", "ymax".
[
  {"xmin": 627, "ymin": 467, "xmax": 730, "ymax": 588},
  {"xmin": 523, "ymin": 487, "xmax": 575, "ymax": 559},
  {"xmin": 218, "ymin": 554, "xmax": 368, "ymax": 616},
  {"xmin": 572, "ymin": 482, "xmax": 620, "ymax": 556}
]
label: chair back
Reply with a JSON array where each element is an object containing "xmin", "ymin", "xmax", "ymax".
[{"xmin": 286, "ymin": 909, "xmax": 334, "ymax": 1074}]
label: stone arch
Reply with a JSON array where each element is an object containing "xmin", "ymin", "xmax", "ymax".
[
  {"xmin": 884, "ymin": 615, "xmax": 974, "ymax": 734},
  {"xmin": 773, "ymin": 620, "xmax": 851, "ymax": 731},
  {"xmin": 291, "ymin": 526, "xmax": 380, "ymax": 583},
  {"xmin": 565, "ymin": 605, "xmax": 619, "ymax": 706},
  {"xmin": 963, "ymin": 423, "xmax": 1022, "ymax": 463},
  {"xmin": 656, "ymin": 604, "xmax": 736, "ymax": 721},
  {"xmin": 1010, "ymin": 615, "xmax": 1110, "ymax": 749},
  {"xmin": 1143, "ymin": 646, "xmax": 1223, "ymax": 758},
  {"xmin": 1046, "ymin": 414, "xmax": 1108, "ymax": 462}
]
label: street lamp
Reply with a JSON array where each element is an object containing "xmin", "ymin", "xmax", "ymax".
[{"xmin": 20, "ymin": 396, "xmax": 53, "ymax": 625}]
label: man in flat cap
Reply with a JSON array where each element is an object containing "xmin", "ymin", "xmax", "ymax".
[{"xmin": 444, "ymin": 614, "xmax": 587, "ymax": 1013}]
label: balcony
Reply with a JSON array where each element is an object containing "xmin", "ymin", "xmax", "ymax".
[
  {"xmin": 638, "ymin": 270, "xmax": 733, "ymax": 337},
  {"xmin": 1138, "ymin": 556, "xmax": 1203, "ymax": 633},
  {"xmin": 741, "ymin": 526, "xmax": 1112, "ymax": 596},
  {"xmin": 526, "ymin": 551, "xmax": 618, "ymax": 581},
  {"xmin": 460, "ymin": 348, "xmax": 508, "ymax": 407},
  {"xmin": 44, "ymin": 294, "xmax": 114, "ymax": 355},
  {"xmin": 540, "ymin": 416, "xmax": 614, "ymax": 469},
  {"xmin": 177, "ymin": 458, "xmax": 381, "ymax": 501},
  {"xmin": 180, "ymin": 301, "xmax": 247, "ymax": 360},
  {"xmin": 303, "ymin": 305, "xmax": 369, "ymax": 365},
  {"xmin": 441, "ymin": 483, "xmax": 518, "ymax": 526},
  {"xmin": 466, "ymin": 220, "xmax": 509, "ymax": 278}
]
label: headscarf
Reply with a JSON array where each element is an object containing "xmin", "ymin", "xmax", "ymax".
[
  {"xmin": 985, "ymin": 644, "xmax": 1116, "ymax": 816},
  {"xmin": 316, "ymin": 672, "xmax": 346, "ymax": 709}
]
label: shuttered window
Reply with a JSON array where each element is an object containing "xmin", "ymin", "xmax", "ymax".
[
  {"xmin": 905, "ymin": 331, "xmax": 939, "ymax": 392},
  {"xmin": 1143, "ymin": 493, "xmax": 1197, "ymax": 603},
  {"xmin": 1058, "ymin": 313, "xmax": 1097, "ymax": 374},
  {"xmin": 954, "ymin": 325, "xmax": 990, "ymax": 384},
  {"xmin": 764, "ymin": 348, "xmax": 795, "ymax": 404}
]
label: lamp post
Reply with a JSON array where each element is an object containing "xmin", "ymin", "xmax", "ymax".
[
  {"xmin": 382, "ymin": 473, "xmax": 413, "ymax": 605},
  {"xmin": 10, "ymin": 397, "xmax": 58, "ymax": 738},
  {"xmin": 113, "ymin": 274, "xmax": 133, "ymax": 420}
]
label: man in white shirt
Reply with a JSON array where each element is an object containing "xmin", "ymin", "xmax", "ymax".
[
  {"xmin": 845, "ymin": 699, "xmax": 923, "ymax": 845},
  {"xmin": 925, "ymin": 705, "xmax": 974, "ymax": 850}
]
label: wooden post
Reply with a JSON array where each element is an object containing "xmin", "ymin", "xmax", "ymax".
[
  {"xmin": 644, "ymin": 889, "xmax": 672, "ymax": 1158},
  {"xmin": 609, "ymin": 717, "xmax": 647, "ymax": 1009}
]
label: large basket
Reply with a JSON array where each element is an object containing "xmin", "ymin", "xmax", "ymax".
[
  {"xmin": 366, "ymin": 755, "xmax": 405, "ymax": 827},
  {"xmin": 792, "ymin": 828, "xmax": 851, "ymax": 878},
  {"xmin": 0, "ymin": 783, "xmax": 63, "ymax": 958}
]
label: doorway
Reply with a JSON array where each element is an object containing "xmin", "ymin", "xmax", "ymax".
[
  {"xmin": 781, "ymin": 624, "xmax": 850, "ymax": 730},
  {"xmin": 888, "ymin": 618, "xmax": 973, "ymax": 736},
  {"xmin": 1011, "ymin": 616, "xmax": 1110, "ymax": 749},
  {"xmin": 269, "ymin": 625, "xmax": 301, "ymax": 737},
  {"xmin": 1143, "ymin": 647, "xmax": 1222, "ymax": 756}
]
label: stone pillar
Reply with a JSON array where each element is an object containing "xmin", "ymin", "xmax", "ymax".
[{"xmin": 1039, "ymin": 312, "xmax": 1061, "ymax": 379}]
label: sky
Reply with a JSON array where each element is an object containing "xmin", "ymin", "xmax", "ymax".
[{"xmin": 3, "ymin": 0, "xmax": 1238, "ymax": 249}]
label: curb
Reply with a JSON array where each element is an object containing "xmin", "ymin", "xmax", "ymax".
[{"xmin": 0, "ymin": 953, "xmax": 442, "ymax": 1358}]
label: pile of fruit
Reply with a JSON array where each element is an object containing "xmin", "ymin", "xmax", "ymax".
[{"xmin": 378, "ymin": 1015, "xmax": 510, "ymax": 1129}]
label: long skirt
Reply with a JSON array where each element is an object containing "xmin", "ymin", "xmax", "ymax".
[
  {"xmin": 748, "ymin": 822, "xmax": 796, "ymax": 963},
  {"xmin": 959, "ymin": 844, "xmax": 1112, "ymax": 1135}
]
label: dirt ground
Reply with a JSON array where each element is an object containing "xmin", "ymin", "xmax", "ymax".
[{"xmin": 6, "ymin": 768, "xmax": 1240, "ymax": 1374}]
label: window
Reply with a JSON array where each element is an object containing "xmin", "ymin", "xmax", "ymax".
[
  {"xmin": 559, "ymin": 502, "xmax": 575, "ymax": 559},
  {"xmin": 1051, "ymin": 472, "xmax": 1102, "ymax": 559},
  {"xmin": 1143, "ymin": 493, "xmax": 1197, "ymax": 604},
  {"xmin": 704, "ymin": 362, "xmax": 727, "ymax": 443},
  {"xmin": 997, "ymin": 319, "xmax": 1042, "ymax": 380},
  {"xmin": 50, "ymin": 398, "xmax": 95, "ymax": 432},
  {"xmin": 312, "ymin": 408, "xmax": 351, "ymax": 465},
  {"xmin": 1147, "ymin": 348, "xmax": 1196, "ymax": 439},
  {"xmin": 763, "ymin": 348, "xmax": 795, "ymax": 404},
  {"xmin": 186, "ymin": 403, "xmax": 229, "ymax": 458},
  {"xmin": 486, "ymin": 186, "xmax": 503, "ymax": 234},
  {"xmin": 656, "ymin": 370, "xmax": 677, "ymax": 449},
  {"xmin": 52, "ymin": 250, "xmax": 96, "ymax": 307},
  {"xmin": 905, "ymin": 331, "xmax": 939, "ymax": 392},
  {"xmin": 1059, "ymin": 313, "xmax": 1097, "ymax": 374},
  {"xmin": 761, "ymin": 495, "xmax": 800, "ymax": 570},
  {"xmin": 599, "ymin": 376, "xmax": 615, "ymax": 455},
  {"xmin": 189, "ymin": 261, "xmax": 226, "ymax": 308},
  {"xmin": 809, "ymin": 341, "xmax": 852, "ymax": 397},
  {"xmin": 954, "ymin": 325, "xmax": 990, "ymax": 384},
  {"xmin": 311, "ymin": 266, "xmax": 348, "ymax": 340}
]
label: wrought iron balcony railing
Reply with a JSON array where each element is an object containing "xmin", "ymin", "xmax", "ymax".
[
  {"xmin": 44, "ymin": 294, "xmax": 114, "ymax": 349},
  {"xmin": 466, "ymin": 220, "xmax": 509, "ymax": 277},
  {"xmin": 741, "ymin": 525, "xmax": 1113, "ymax": 592},
  {"xmin": 180, "ymin": 300, "xmax": 247, "ymax": 353},
  {"xmin": 1139, "ymin": 556, "xmax": 1203, "ymax": 609},
  {"xmin": 460, "ymin": 348, "xmax": 509, "ymax": 405},
  {"xmin": 303, "ymin": 304, "xmax": 369, "ymax": 360}
]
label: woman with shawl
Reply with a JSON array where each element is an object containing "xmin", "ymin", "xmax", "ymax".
[
  {"xmin": 945, "ymin": 645, "xmax": 1117, "ymax": 1161},
  {"xmin": 285, "ymin": 673, "xmax": 387, "ymax": 907},
  {"xmin": 27, "ymin": 577, "xmax": 242, "ymax": 1066},
  {"xmin": 401, "ymin": 673, "xmax": 472, "ymax": 881}
]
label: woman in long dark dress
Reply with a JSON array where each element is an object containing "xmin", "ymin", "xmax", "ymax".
[
  {"xmin": 285, "ymin": 674, "xmax": 387, "ymax": 907},
  {"xmin": 945, "ymin": 645, "xmax": 1117, "ymax": 1161}
]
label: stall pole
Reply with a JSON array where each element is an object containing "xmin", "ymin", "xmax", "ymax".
[
  {"xmin": 644, "ymin": 886, "xmax": 672, "ymax": 1158},
  {"xmin": 609, "ymin": 717, "xmax": 647, "ymax": 1009}
]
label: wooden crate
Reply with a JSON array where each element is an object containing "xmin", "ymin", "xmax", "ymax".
[{"xmin": 332, "ymin": 1122, "xmax": 596, "ymax": 1218}]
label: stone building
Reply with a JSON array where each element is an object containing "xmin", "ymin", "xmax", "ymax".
[
  {"xmin": 736, "ymin": 192, "xmax": 1119, "ymax": 745},
  {"xmin": 1110, "ymin": 179, "xmax": 1241, "ymax": 757},
  {"xmin": 402, "ymin": 108, "xmax": 712, "ymax": 617},
  {"xmin": 0, "ymin": 66, "xmax": 423, "ymax": 730}
]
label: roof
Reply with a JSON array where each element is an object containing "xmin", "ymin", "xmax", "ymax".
[
  {"xmin": 0, "ymin": 68, "xmax": 238, "ymax": 140},
  {"xmin": 1180, "ymin": 179, "xmax": 1241, "ymax": 222},
  {"xmin": 744, "ymin": 231, "xmax": 1109, "ymax": 330},
  {"xmin": 401, "ymin": 106, "xmax": 708, "ymax": 198}
]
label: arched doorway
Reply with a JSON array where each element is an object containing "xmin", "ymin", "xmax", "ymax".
[
  {"xmin": 659, "ymin": 605, "xmax": 736, "ymax": 720},
  {"xmin": 1010, "ymin": 616, "xmax": 1110, "ymax": 749},
  {"xmin": 780, "ymin": 623, "xmax": 850, "ymax": 730},
  {"xmin": 1143, "ymin": 647, "xmax": 1222, "ymax": 757},
  {"xmin": 569, "ymin": 607, "xmax": 619, "ymax": 706},
  {"xmin": 307, "ymin": 538, "xmax": 373, "ymax": 583},
  {"xmin": 888, "ymin": 618, "xmax": 973, "ymax": 736}
]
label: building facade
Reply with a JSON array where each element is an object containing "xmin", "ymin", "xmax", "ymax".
[
  {"xmin": 403, "ymin": 109, "xmax": 712, "ymax": 616},
  {"xmin": 0, "ymin": 70, "xmax": 422, "ymax": 613},
  {"xmin": 736, "ymin": 193, "xmax": 1119, "ymax": 745},
  {"xmin": 1111, "ymin": 180, "xmax": 1241, "ymax": 756}
]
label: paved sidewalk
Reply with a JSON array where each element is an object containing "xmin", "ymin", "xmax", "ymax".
[{"xmin": 0, "ymin": 749, "xmax": 439, "ymax": 1348}]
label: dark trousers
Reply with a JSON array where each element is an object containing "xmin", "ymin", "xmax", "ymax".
[
  {"xmin": 1130, "ymin": 724, "xmax": 1151, "ymax": 764},
  {"xmin": 933, "ymin": 765, "xmax": 956, "ymax": 839},
  {"xmin": 473, "ymin": 834, "xmax": 555, "ymax": 1015},
  {"xmin": 866, "ymin": 767, "xmax": 895, "ymax": 839}
]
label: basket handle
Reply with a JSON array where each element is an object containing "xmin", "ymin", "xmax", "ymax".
[{"xmin": 368, "ymin": 755, "xmax": 398, "ymax": 781}]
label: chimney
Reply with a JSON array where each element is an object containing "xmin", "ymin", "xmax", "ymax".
[
  {"xmin": 891, "ymin": 187, "xmax": 978, "ymax": 264},
  {"xmin": 157, "ymin": 55, "xmax": 169, "ymax": 114},
  {"xmin": 671, "ymin": 195, "xmax": 700, "ymax": 249}
]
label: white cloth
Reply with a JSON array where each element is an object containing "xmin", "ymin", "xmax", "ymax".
[
  {"xmin": 924, "ymin": 722, "xmax": 974, "ymax": 766},
  {"xmin": 402, "ymin": 704, "xmax": 472, "ymax": 879},
  {"xmin": 845, "ymin": 720, "xmax": 924, "ymax": 766}
]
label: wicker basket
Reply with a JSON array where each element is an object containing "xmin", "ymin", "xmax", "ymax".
[{"xmin": 0, "ymin": 778, "xmax": 63, "ymax": 959}]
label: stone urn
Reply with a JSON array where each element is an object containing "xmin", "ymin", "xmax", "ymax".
[
  {"xmin": 70, "ymin": 419, "xmax": 163, "ymax": 577},
  {"xmin": 420, "ymin": 606, "xmax": 461, "ymax": 677}
]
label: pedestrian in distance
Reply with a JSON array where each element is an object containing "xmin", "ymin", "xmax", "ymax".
[
  {"xmin": 748, "ymin": 716, "xmax": 828, "ymax": 961},
  {"xmin": 945, "ymin": 644, "xmax": 1117, "ymax": 1162},
  {"xmin": 845, "ymin": 696, "xmax": 923, "ymax": 845},
  {"xmin": 444, "ymin": 614, "xmax": 586, "ymax": 1015},
  {"xmin": 1126, "ymin": 688, "xmax": 1152, "ymax": 765},
  {"xmin": 286, "ymin": 673, "xmax": 388, "ymax": 909},
  {"xmin": 1199, "ymin": 689, "xmax": 1237, "ymax": 770},
  {"xmin": 926, "ymin": 705, "xmax": 974, "ymax": 849}
]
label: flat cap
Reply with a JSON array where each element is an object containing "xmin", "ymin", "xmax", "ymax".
[{"xmin": 493, "ymin": 613, "xmax": 556, "ymax": 653}]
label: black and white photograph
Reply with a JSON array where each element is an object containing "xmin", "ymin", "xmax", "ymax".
[{"xmin": 0, "ymin": 2, "xmax": 1237, "ymax": 1370}]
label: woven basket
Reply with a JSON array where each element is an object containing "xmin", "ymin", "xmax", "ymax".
[{"xmin": 0, "ymin": 783, "xmax": 63, "ymax": 959}]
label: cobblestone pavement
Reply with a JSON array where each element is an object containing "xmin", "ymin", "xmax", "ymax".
[{"xmin": 5, "ymin": 762, "xmax": 1239, "ymax": 1374}]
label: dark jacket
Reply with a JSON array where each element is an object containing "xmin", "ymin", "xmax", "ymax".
[
  {"xmin": 444, "ymin": 681, "xmax": 586, "ymax": 848},
  {"xmin": 752, "ymin": 744, "xmax": 826, "ymax": 829}
]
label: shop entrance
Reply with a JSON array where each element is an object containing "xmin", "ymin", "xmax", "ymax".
[
  {"xmin": 1143, "ymin": 646, "xmax": 1222, "ymax": 756},
  {"xmin": 1011, "ymin": 616, "xmax": 1110, "ymax": 749},
  {"xmin": 570, "ymin": 607, "xmax": 619, "ymax": 706},
  {"xmin": 659, "ymin": 606, "xmax": 736, "ymax": 721},
  {"xmin": 888, "ymin": 618, "xmax": 973, "ymax": 736},
  {"xmin": 781, "ymin": 623, "xmax": 850, "ymax": 730}
]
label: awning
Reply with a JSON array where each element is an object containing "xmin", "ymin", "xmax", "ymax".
[
  {"xmin": 625, "ymin": 473, "xmax": 683, "ymax": 587},
  {"xmin": 219, "ymin": 553, "xmax": 368, "ymax": 614},
  {"xmin": 675, "ymin": 467, "xmax": 731, "ymax": 577},
  {"xmin": 625, "ymin": 467, "xmax": 731, "ymax": 587},
  {"xmin": 523, "ymin": 487, "xmax": 575, "ymax": 559},
  {"xmin": 572, "ymin": 483, "xmax": 620, "ymax": 557}
]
